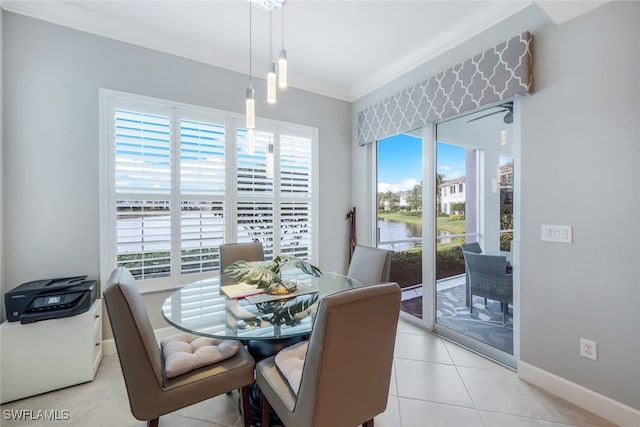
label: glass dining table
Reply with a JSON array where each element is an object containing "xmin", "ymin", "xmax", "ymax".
[
  {"xmin": 161, "ymin": 271, "xmax": 362, "ymax": 345},
  {"xmin": 161, "ymin": 271, "xmax": 362, "ymax": 425}
]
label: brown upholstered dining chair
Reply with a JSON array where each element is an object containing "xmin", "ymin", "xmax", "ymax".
[
  {"xmin": 219, "ymin": 242, "xmax": 265, "ymax": 285},
  {"xmin": 103, "ymin": 267, "xmax": 255, "ymax": 427},
  {"xmin": 346, "ymin": 245, "xmax": 392, "ymax": 285},
  {"xmin": 256, "ymin": 282, "xmax": 402, "ymax": 427}
]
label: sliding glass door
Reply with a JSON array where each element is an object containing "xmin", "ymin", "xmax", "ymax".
[
  {"xmin": 370, "ymin": 104, "xmax": 518, "ymax": 366},
  {"xmin": 433, "ymin": 103, "xmax": 517, "ymax": 367},
  {"xmin": 375, "ymin": 130, "xmax": 423, "ymax": 319}
]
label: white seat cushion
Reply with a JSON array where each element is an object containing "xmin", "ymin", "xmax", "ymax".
[
  {"xmin": 161, "ymin": 333, "xmax": 240, "ymax": 379},
  {"xmin": 274, "ymin": 340, "xmax": 309, "ymax": 395}
]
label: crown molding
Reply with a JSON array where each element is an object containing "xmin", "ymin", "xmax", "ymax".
[
  {"xmin": 1, "ymin": 0, "xmax": 352, "ymax": 101},
  {"xmin": 533, "ymin": 0, "xmax": 610, "ymax": 25},
  {"xmin": 3, "ymin": 1, "xmax": 536, "ymax": 103},
  {"xmin": 349, "ymin": 1, "xmax": 532, "ymax": 101}
]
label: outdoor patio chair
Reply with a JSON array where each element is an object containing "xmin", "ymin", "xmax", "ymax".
[
  {"xmin": 462, "ymin": 251, "xmax": 513, "ymax": 324},
  {"xmin": 460, "ymin": 242, "xmax": 482, "ymax": 254},
  {"xmin": 461, "ymin": 242, "xmax": 482, "ymax": 306}
]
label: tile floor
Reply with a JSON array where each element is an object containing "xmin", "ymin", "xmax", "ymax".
[{"xmin": 0, "ymin": 320, "xmax": 616, "ymax": 427}]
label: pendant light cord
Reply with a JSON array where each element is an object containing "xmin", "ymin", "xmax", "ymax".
[
  {"xmin": 269, "ymin": 10, "xmax": 273, "ymax": 64},
  {"xmin": 249, "ymin": 2, "xmax": 253, "ymax": 88},
  {"xmin": 281, "ymin": 3, "xmax": 284, "ymax": 49}
]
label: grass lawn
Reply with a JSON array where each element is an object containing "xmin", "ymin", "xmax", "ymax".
[
  {"xmin": 377, "ymin": 211, "xmax": 465, "ymax": 234},
  {"xmin": 377, "ymin": 211, "xmax": 422, "ymax": 225}
]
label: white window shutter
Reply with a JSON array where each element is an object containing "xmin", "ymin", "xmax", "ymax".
[
  {"xmin": 103, "ymin": 92, "xmax": 316, "ymax": 290},
  {"xmin": 114, "ymin": 110, "xmax": 171, "ymax": 194},
  {"xmin": 116, "ymin": 200, "xmax": 172, "ymax": 279},
  {"xmin": 181, "ymin": 200, "xmax": 225, "ymax": 274},
  {"xmin": 180, "ymin": 119, "xmax": 225, "ymax": 195}
]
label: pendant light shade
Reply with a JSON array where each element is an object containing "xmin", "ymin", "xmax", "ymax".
[
  {"xmin": 278, "ymin": 49, "xmax": 287, "ymax": 89},
  {"xmin": 267, "ymin": 10, "xmax": 277, "ymax": 104},
  {"xmin": 266, "ymin": 143, "xmax": 274, "ymax": 178},
  {"xmin": 247, "ymin": 129, "xmax": 255, "ymax": 155},
  {"xmin": 246, "ymin": 88, "xmax": 255, "ymax": 130},
  {"xmin": 267, "ymin": 62, "xmax": 277, "ymax": 104},
  {"xmin": 245, "ymin": 0, "xmax": 290, "ymax": 146}
]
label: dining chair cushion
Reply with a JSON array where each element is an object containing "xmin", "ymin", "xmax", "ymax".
[
  {"xmin": 274, "ymin": 340, "xmax": 309, "ymax": 395},
  {"xmin": 161, "ymin": 333, "xmax": 240, "ymax": 379}
]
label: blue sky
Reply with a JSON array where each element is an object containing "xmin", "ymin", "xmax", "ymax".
[{"xmin": 377, "ymin": 134, "xmax": 465, "ymax": 192}]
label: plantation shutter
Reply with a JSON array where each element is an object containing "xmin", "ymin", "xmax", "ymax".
[
  {"xmin": 114, "ymin": 109, "xmax": 172, "ymax": 279},
  {"xmin": 114, "ymin": 110, "xmax": 171, "ymax": 194},
  {"xmin": 103, "ymin": 91, "xmax": 316, "ymax": 290},
  {"xmin": 116, "ymin": 200, "xmax": 172, "ymax": 279},
  {"xmin": 237, "ymin": 130, "xmax": 273, "ymax": 194},
  {"xmin": 236, "ymin": 129, "xmax": 275, "ymax": 258},
  {"xmin": 180, "ymin": 119, "xmax": 226, "ymax": 275},
  {"xmin": 280, "ymin": 133, "xmax": 313, "ymax": 260},
  {"xmin": 180, "ymin": 201, "xmax": 224, "ymax": 274},
  {"xmin": 280, "ymin": 202, "xmax": 312, "ymax": 258},
  {"xmin": 237, "ymin": 201, "xmax": 274, "ymax": 258},
  {"xmin": 280, "ymin": 134, "xmax": 312, "ymax": 194},
  {"xmin": 180, "ymin": 119, "xmax": 225, "ymax": 195}
]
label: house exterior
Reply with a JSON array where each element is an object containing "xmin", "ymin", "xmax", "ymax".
[
  {"xmin": 439, "ymin": 176, "xmax": 466, "ymax": 214},
  {"xmin": 439, "ymin": 162, "xmax": 513, "ymax": 215}
]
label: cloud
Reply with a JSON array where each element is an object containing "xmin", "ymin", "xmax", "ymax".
[
  {"xmin": 438, "ymin": 165, "xmax": 464, "ymax": 180},
  {"xmin": 378, "ymin": 178, "xmax": 420, "ymax": 193}
]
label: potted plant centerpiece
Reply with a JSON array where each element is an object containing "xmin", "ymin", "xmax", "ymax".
[{"xmin": 223, "ymin": 255, "xmax": 322, "ymax": 295}]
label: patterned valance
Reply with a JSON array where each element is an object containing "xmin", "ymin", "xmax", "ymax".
[{"xmin": 357, "ymin": 31, "xmax": 533, "ymax": 145}]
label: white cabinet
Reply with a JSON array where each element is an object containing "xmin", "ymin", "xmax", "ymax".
[{"xmin": 0, "ymin": 299, "xmax": 102, "ymax": 403}]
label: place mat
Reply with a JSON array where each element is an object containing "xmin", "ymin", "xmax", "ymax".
[
  {"xmin": 245, "ymin": 283, "xmax": 318, "ymax": 304},
  {"xmin": 221, "ymin": 283, "xmax": 264, "ymax": 299}
]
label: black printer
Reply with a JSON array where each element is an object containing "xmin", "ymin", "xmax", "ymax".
[{"xmin": 4, "ymin": 276, "xmax": 98, "ymax": 324}]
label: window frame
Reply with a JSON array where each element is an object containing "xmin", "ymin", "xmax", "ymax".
[{"xmin": 99, "ymin": 89, "xmax": 319, "ymax": 293}]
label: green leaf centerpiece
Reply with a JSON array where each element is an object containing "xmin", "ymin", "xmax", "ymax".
[{"xmin": 224, "ymin": 255, "xmax": 322, "ymax": 295}]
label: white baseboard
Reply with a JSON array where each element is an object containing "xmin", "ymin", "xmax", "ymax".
[
  {"xmin": 101, "ymin": 326, "xmax": 181, "ymax": 357},
  {"xmin": 518, "ymin": 361, "xmax": 640, "ymax": 427}
]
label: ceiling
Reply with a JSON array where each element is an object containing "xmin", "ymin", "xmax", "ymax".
[{"xmin": 2, "ymin": 1, "xmax": 606, "ymax": 101}]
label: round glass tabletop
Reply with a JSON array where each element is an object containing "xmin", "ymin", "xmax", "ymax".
[{"xmin": 161, "ymin": 271, "xmax": 362, "ymax": 341}]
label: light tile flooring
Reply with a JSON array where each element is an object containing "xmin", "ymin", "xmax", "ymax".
[{"xmin": 1, "ymin": 320, "xmax": 616, "ymax": 427}]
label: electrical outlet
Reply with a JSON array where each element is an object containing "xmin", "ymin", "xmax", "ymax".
[{"xmin": 580, "ymin": 338, "xmax": 597, "ymax": 360}]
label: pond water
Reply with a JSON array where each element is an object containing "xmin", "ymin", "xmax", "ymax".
[
  {"xmin": 378, "ymin": 218, "xmax": 451, "ymax": 250},
  {"xmin": 377, "ymin": 219, "xmax": 421, "ymax": 251}
]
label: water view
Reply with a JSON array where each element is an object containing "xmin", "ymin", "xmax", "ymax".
[{"xmin": 377, "ymin": 218, "xmax": 421, "ymax": 251}]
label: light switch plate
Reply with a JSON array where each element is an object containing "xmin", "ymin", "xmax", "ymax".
[{"xmin": 541, "ymin": 224, "xmax": 573, "ymax": 243}]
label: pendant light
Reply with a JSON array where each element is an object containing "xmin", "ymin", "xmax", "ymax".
[
  {"xmin": 267, "ymin": 10, "xmax": 277, "ymax": 104},
  {"xmin": 247, "ymin": 129, "xmax": 255, "ymax": 155},
  {"xmin": 278, "ymin": 2, "xmax": 288, "ymax": 89},
  {"xmin": 245, "ymin": 1, "xmax": 255, "ymax": 131},
  {"xmin": 266, "ymin": 143, "xmax": 274, "ymax": 178}
]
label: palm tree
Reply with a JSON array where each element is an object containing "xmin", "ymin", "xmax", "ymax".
[
  {"xmin": 407, "ymin": 182, "xmax": 422, "ymax": 212},
  {"xmin": 436, "ymin": 173, "xmax": 445, "ymax": 213}
]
